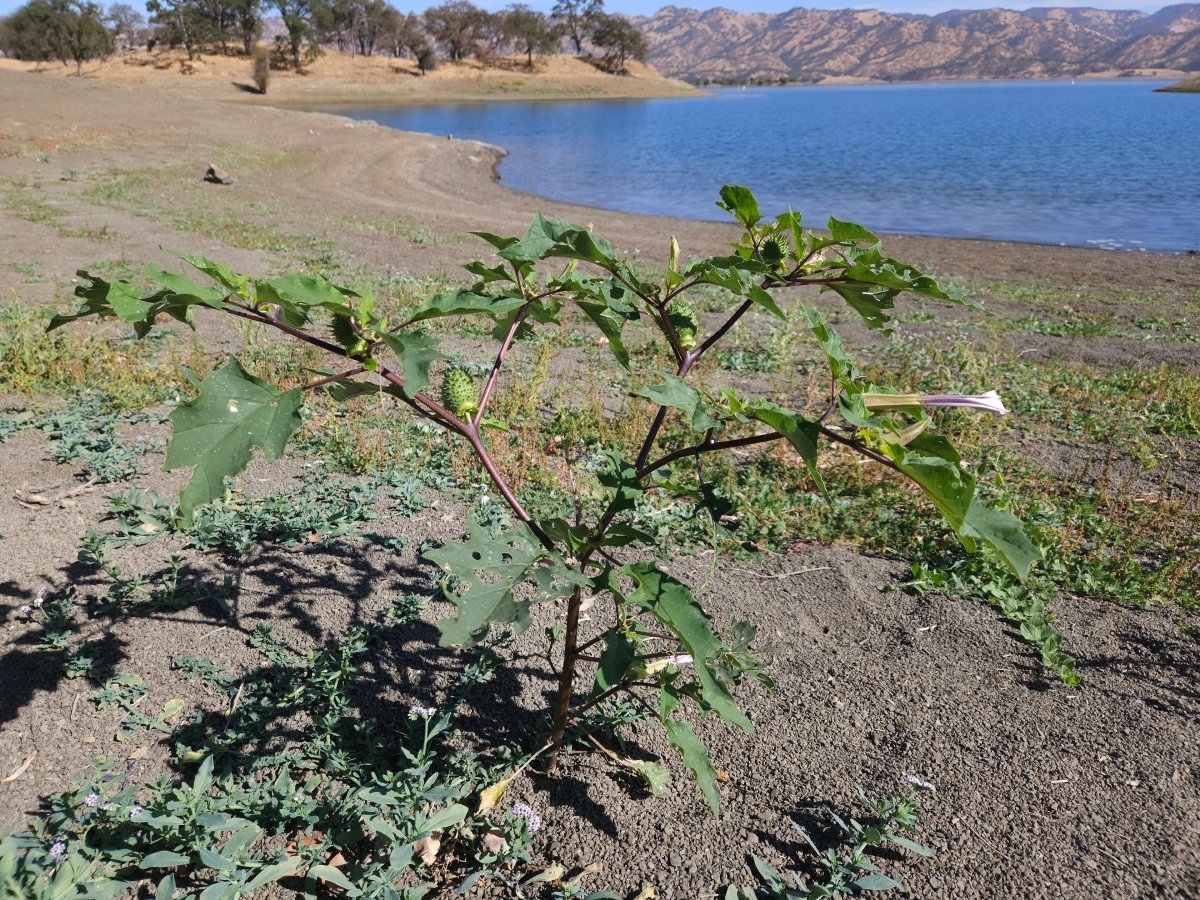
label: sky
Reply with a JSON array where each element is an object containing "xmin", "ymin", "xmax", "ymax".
[{"xmin": 0, "ymin": 0, "xmax": 1165, "ymax": 25}]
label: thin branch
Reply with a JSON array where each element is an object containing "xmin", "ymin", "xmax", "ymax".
[
  {"xmin": 474, "ymin": 303, "xmax": 530, "ymax": 426},
  {"xmin": 301, "ymin": 366, "xmax": 367, "ymax": 392},
  {"xmin": 638, "ymin": 430, "xmax": 782, "ymax": 479}
]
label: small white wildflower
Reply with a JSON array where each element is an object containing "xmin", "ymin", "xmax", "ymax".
[
  {"xmin": 35, "ymin": 586, "xmax": 48, "ymax": 607},
  {"xmin": 511, "ymin": 802, "xmax": 541, "ymax": 832},
  {"xmin": 84, "ymin": 793, "xmax": 99, "ymax": 808},
  {"xmin": 48, "ymin": 841, "xmax": 67, "ymax": 860},
  {"xmin": 408, "ymin": 705, "xmax": 436, "ymax": 719},
  {"xmin": 128, "ymin": 805, "xmax": 143, "ymax": 819},
  {"xmin": 904, "ymin": 774, "xmax": 936, "ymax": 792},
  {"xmin": 19, "ymin": 605, "xmax": 32, "ymax": 615}
]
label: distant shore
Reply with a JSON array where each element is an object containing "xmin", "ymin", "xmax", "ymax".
[{"xmin": 0, "ymin": 63, "xmax": 1196, "ymax": 322}]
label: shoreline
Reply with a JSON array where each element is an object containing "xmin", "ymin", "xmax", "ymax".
[{"xmin": 0, "ymin": 66, "xmax": 1196, "ymax": 315}]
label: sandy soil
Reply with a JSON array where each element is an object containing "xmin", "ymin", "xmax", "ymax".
[{"xmin": 1, "ymin": 67, "xmax": 1199, "ymax": 899}]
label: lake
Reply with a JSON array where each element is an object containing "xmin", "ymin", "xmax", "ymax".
[{"xmin": 331, "ymin": 79, "xmax": 1200, "ymax": 253}]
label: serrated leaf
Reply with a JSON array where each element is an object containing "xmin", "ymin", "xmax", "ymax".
[
  {"xmin": 826, "ymin": 217, "xmax": 879, "ymax": 245},
  {"xmin": 800, "ymin": 305, "xmax": 858, "ymax": 381},
  {"xmin": 633, "ymin": 373, "xmax": 721, "ymax": 433},
  {"xmin": 717, "ymin": 185, "xmax": 762, "ymax": 228},
  {"xmin": 404, "ymin": 288, "xmax": 525, "ymax": 326},
  {"xmin": 627, "ymin": 563, "xmax": 751, "ymax": 733},
  {"xmin": 576, "ymin": 288, "xmax": 637, "ymax": 369},
  {"xmin": 961, "ymin": 498, "xmax": 1041, "ymax": 580},
  {"xmin": 427, "ymin": 521, "xmax": 579, "ymax": 648},
  {"xmin": 625, "ymin": 760, "xmax": 670, "ymax": 796},
  {"xmin": 596, "ymin": 453, "xmax": 643, "ymax": 516},
  {"xmin": 182, "ymin": 255, "xmax": 249, "ymax": 294},
  {"xmin": 591, "ymin": 632, "xmax": 637, "ymax": 699},
  {"xmin": 165, "ymin": 359, "xmax": 303, "ymax": 522},
  {"xmin": 261, "ymin": 272, "xmax": 357, "ymax": 311},
  {"xmin": 742, "ymin": 400, "xmax": 824, "ymax": 493},
  {"xmin": 139, "ymin": 850, "xmax": 192, "ymax": 869},
  {"xmin": 659, "ymin": 689, "xmax": 721, "ymax": 816},
  {"xmin": 377, "ymin": 332, "xmax": 447, "ymax": 400}
]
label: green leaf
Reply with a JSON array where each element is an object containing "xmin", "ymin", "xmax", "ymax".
[
  {"xmin": 192, "ymin": 755, "xmax": 215, "ymax": 795},
  {"xmin": 404, "ymin": 288, "xmax": 525, "ymax": 326},
  {"xmin": 197, "ymin": 848, "xmax": 236, "ymax": 872},
  {"xmin": 886, "ymin": 833, "xmax": 935, "ymax": 857},
  {"xmin": 498, "ymin": 212, "xmax": 561, "ymax": 264},
  {"xmin": 165, "ymin": 359, "xmax": 303, "ymax": 522},
  {"xmin": 961, "ymin": 498, "xmax": 1042, "ymax": 580},
  {"xmin": 575, "ymin": 285, "xmax": 638, "ymax": 369},
  {"xmin": 414, "ymin": 803, "xmax": 468, "ymax": 838},
  {"xmin": 853, "ymin": 872, "xmax": 903, "ymax": 891},
  {"xmin": 243, "ymin": 858, "xmax": 300, "ymax": 891},
  {"xmin": 378, "ymin": 332, "xmax": 448, "ymax": 400},
  {"xmin": 591, "ymin": 632, "xmax": 637, "ymax": 699},
  {"xmin": 826, "ymin": 216, "xmax": 879, "ymax": 245},
  {"xmin": 633, "ymin": 373, "xmax": 721, "ymax": 433},
  {"xmin": 800, "ymin": 305, "xmax": 858, "ymax": 381},
  {"xmin": 139, "ymin": 851, "xmax": 192, "ymax": 869},
  {"xmin": 626, "ymin": 563, "xmax": 752, "ymax": 733},
  {"xmin": 742, "ymin": 400, "xmax": 825, "ymax": 493},
  {"xmin": 596, "ymin": 454, "xmax": 644, "ymax": 516},
  {"xmin": 309, "ymin": 865, "xmax": 359, "ymax": 893},
  {"xmin": 625, "ymin": 760, "xmax": 671, "ymax": 796},
  {"xmin": 659, "ymin": 688, "xmax": 722, "ymax": 816},
  {"xmin": 182, "ymin": 255, "xmax": 249, "ymax": 294},
  {"xmin": 154, "ymin": 875, "xmax": 177, "ymax": 900},
  {"xmin": 717, "ymin": 185, "xmax": 762, "ymax": 228},
  {"xmin": 427, "ymin": 521, "xmax": 582, "ymax": 648}
]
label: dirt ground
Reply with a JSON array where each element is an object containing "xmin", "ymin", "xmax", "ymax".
[{"xmin": 1, "ymin": 67, "xmax": 1199, "ymax": 899}]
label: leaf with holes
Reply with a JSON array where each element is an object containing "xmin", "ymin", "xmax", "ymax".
[{"xmin": 165, "ymin": 359, "xmax": 302, "ymax": 522}]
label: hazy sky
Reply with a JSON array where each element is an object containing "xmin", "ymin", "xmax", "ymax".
[{"xmin": 0, "ymin": 0, "xmax": 1163, "ymax": 25}]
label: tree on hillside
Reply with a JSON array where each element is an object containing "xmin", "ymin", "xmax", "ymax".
[
  {"xmin": 105, "ymin": 2, "xmax": 146, "ymax": 49},
  {"xmin": 0, "ymin": 0, "xmax": 112, "ymax": 73},
  {"xmin": 475, "ymin": 9, "xmax": 507, "ymax": 67},
  {"xmin": 423, "ymin": 0, "xmax": 483, "ymax": 62},
  {"xmin": 272, "ymin": 0, "xmax": 319, "ymax": 69},
  {"xmin": 504, "ymin": 3, "xmax": 557, "ymax": 69},
  {"xmin": 146, "ymin": 0, "xmax": 212, "ymax": 59},
  {"xmin": 591, "ymin": 11, "xmax": 644, "ymax": 73},
  {"xmin": 379, "ymin": 9, "xmax": 425, "ymax": 60},
  {"xmin": 550, "ymin": 0, "xmax": 600, "ymax": 55}
]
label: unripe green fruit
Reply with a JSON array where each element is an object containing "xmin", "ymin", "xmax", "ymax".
[
  {"xmin": 760, "ymin": 233, "xmax": 790, "ymax": 269},
  {"xmin": 331, "ymin": 315, "xmax": 369, "ymax": 358},
  {"xmin": 668, "ymin": 303, "xmax": 700, "ymax": 350},
  {"xmin": 441, "ymin": 367, "xmax": 478, "ymax": 418}
]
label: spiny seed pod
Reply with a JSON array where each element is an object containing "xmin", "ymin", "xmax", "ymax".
[
  {"xmin": 440, "ymin": 367, "xmax": 478, "ymax": 418},
  {"xmin": 668, "ymin": 302, "xmax": 700, "ymax": 350},
  {"xmin": 760, "ymin": 233, "xmax": 790, "ymax": 270}
]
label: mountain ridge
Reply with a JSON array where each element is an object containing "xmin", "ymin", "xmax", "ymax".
[{"xmin": 637, "ymin": 4, "xmax": 1200, "ymax": 82}]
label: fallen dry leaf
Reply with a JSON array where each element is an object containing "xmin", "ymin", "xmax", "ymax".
[
  {"xmin": 414, "ymin": 830, "xmax": 442, "ymax": 866},
  {"xmin": 0, "ymin": 754, "xmax": 35, "ymax": 783},
  {"xmin": 481, "ymin": 827, "xmax": 508, "ymax": 854}
]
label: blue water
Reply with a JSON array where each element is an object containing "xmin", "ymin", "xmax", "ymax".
[{"xmin": 332, "ymin": 80, "xmax": 1200, "ymax": 253}]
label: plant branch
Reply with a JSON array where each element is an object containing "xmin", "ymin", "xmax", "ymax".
[
  {"xmin": 638, "ymin": 430, "xmax": 783, "ymax": 479},
  {"xmin": 474, "ymin": 304, "xmax": 531, "ymax": 426}
]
